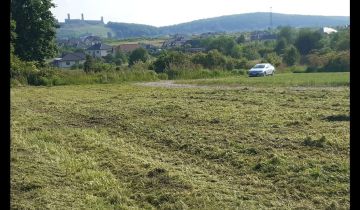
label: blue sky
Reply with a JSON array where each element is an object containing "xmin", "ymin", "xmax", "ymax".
[{"xmin": 51, "ymin": 0, "xmax": 350, "ymax": 27}]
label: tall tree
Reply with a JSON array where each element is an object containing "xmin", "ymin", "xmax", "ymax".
[
  {"xmin": 278, "ymin": 26, "xmax": 296, "ymax": 44},
  {"xmin": 275, "ymin": 38, "xmax": 287, "ymax": 55},
  {"xmin": 11, "ymin": 0, "xmax": 58, "ymax": 64},
  {"xmin": 283, "ymin": 45, "xmax": 300, "ymax": 66},
  {"xmin": 83, "ymin": 55, "xmax": 94, "ymax": 73},
  {"xmin": 295, "ymin": 29, "xmax": 323, "ymax": 55},
  {"xmin": 10, "ymin": 19, "xmax": 17, "ymax": 54}
]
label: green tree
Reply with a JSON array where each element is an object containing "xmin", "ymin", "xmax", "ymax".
[
  {"xmin": 129, "ymin": 48, "xmax": 148, "ymax": 66},
  {"xmin": 323, "ymin": 51, "xmax": 349, "ymax": 72},
  {"xmin": 103, "ymin": 54, "xmax": 114, "ymax": 63},
  {"xmin": 295, "ymin": 29, "xmax": 323, "ymax": 55},
  {"xmin": 10, "ymin": 19, "xmax": 17, "ymax": 54},
  {"xmin": 204, "ymin": 50, "xmax": 227, "ymax": 69},
  {"xmin": 11, "ymin": 0, "xmax": 58, "ymax": 65},
  {"xmin": 206, "ymin": 36, "xmax": 237, "ymax": 56},
  {"xmin": 236, "ymin": 34, "xmax": 246, "ymax": 44},
  {"xmin": 153, "ymin": 51, "xmax": 188, "ymax": 73},
  {"xmin": 278, "ymin": 26, "xmax": 296, "ymax": 44},
  {"xmin": 114, "ymin": 51, "xmax": 127, "ymax": 65},
  {"xmin": 283, "ymin": 45, "xmax": 300, "ymax": 66},
  {"xmin": 330, "ymin": 29, "xmax": 350, "ymax": 51},
  {"xmin": 83, "ymin": 55, "xmax": 94, "ymax": 73},
  {"xmin": 264, "ymin": 52, "xmax": 282, "ymax": 67},
  {"xmin": 230, "ymin": 44, "xmax": 243, "ymax": 58},
  {"xmin": 275, "ymin": 38, "xmax": 287, "ymax": 55},
  {"xmin": 242, "ymin": 45, "xmax": 261, "ymax": 60}
]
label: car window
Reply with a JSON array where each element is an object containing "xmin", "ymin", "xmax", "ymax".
[{"xmin": 254, "ymin": 64, "xmax": 265, "ymax": 68}]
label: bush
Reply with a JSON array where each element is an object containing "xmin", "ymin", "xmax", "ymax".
[
  {"xmin": 286, "ymin": 65, "xmax": 307, "ymax": 73},
  {"xmin": 305, "ymin": 50, "xmax": 349, "ymax": 72},
  {"xmin": 130, "ymin": 61, "xmax": 151, "ymax": 71},
  {"xmin": 323, "ymin": 51, "xmax": 349, "ymax": 72},
  {"xmin": 283, "ymin": 46, "xmax": 300, "ymax": 66},
  {"xmin": 265, "ymin": 52, "xmax": 282, "ymax": 67},
  {"xmin": 11, "ymin": 53, "xmax": 39, "ymax": 85},
  {"xmin": 157, "ymin": 73, "xmax": 168, "ymax": 80},
  {"xmin": 129, "ymin": 48, "xmax": 149, "ymax": 66},
  {"xmin": 231, "ymin": 69, "xmax": 246, "ymax": 75},
  {"xmin": 153, "ymin": 51, "xmax": 191, "ymax": 73}
]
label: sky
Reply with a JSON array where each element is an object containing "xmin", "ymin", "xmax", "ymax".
[{"xmin": 51, "ymin": 0, "xmax": 350, "ymax": 27}]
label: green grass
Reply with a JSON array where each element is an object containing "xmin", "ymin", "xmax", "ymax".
[
  {"xmin": 175, "ymin": 72, "xmax": 350, "ymax": 87},
  {"xmin": 11, "ymin": 69, "xmax": 160, "ymax": 87},
  {"xmin": 54, "ymin": 70, "xmax": 160, "ymax": 85},
  {"xmin": 11, "ymin": 79, "xmax": 349, "ymax": 209},
  {"xmin": 104, "ymin": 39, "xmax": 166, "ymax": 47},
  {"xmin": 57, "ymin": 24, "xmax": 114, "ymax": 38}
]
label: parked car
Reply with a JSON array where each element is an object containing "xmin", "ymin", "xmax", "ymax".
[{"xmin": 248, "ymin": 63, "xmax": 275, "ymax": 77}]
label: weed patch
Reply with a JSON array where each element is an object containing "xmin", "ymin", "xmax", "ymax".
[{"xmin": 303, "ymin": 136, "xmax": 327, "ymax": 147}]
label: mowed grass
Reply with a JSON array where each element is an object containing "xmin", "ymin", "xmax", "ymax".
[
  {"xmin": 11, "ymin": 75, "xmax": 349, "ymax": 209},
  {"xmin": 175, "ymin": 72, "xmax": 350, "ymax": 87}
]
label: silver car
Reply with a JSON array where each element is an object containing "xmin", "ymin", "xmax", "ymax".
[{"xmin": 248, "ymin": 63, "xmax": 275, "ymax": 77}]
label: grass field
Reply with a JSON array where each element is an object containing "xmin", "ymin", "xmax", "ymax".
[
  {"xmin": 11, "ymin": 73, "xmax": 349, "ymax": 209},
  {"xmin": 176, "ymin": 72, "xmax": 350, "ymax": 87}
]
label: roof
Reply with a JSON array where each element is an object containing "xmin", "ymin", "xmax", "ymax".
[
  {"xmin": 322, "ymin": 27, "xmax": 338, "ymax": 34},
  {"xmin": 61, "ymin": 52, "xmax": 86, "ymax": 61},
  {"xmin": 116, "ymin": 44, "xmax": 140, "ymax": 53},
  {"xmin": 86, "ymin": 43, "xmax": 113, "ymax": 50}
]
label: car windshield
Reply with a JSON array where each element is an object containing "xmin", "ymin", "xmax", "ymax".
[{"xmin": 253, "ymin": 64, "xmax": 265, "ymax": 68}]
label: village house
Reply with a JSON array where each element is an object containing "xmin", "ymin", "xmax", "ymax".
[
  {"xmin": 53, "ymin": 52, "xmax": 86, "ymax": 68},
  {"xmin": 250, "ymin": 31, "xmax": 277, "ymax": 41},
  {"xmin": 162, "ymin": 34, "xmax": 190, "ymax": 48},
  {"xmin": 320, "ymin": 27, "xmax": 338, "ymax": 34},
  {"xmin": 86, "ymin": 43, "xmax": 114, "ymax": 58}
]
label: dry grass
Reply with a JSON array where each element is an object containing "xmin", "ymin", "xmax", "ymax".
[{"xmin": 11, "ymin": 79, "xmax": 349, "ymax": 209}]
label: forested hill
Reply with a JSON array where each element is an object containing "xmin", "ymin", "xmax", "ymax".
[
  {"xmin": 57, "ymin": 12, "xmax": 349, "ymax": 39},
  {"xmin": 159, "ymin": 12, "xmax": 349, "ymax": 34}
]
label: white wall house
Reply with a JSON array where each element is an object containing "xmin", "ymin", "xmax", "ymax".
[
  {"xmin": 321, "ymin": 27, "xmax": 338, "ymax": 34},
  {"xmin": 86, "ymin": 43, "xmax": 114, "ymax": 58},
  {"xmin": 53, "ymin": 52, "xmax": 86, "ymax": 68}
]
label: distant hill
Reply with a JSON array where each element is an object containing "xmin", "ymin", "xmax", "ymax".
[
  {"xmin": 56, "ymin": 12, "xmax": 349, "ymax": 39},
  {"xmin": 106, "ymin": 22, "xmax": 160, "ymax": 38},
  {"xmin": 159, "ymin": 12, "xmax": 349, "ymax": 34}
]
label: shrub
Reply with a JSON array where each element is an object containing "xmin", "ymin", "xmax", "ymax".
[
  {"xmin": 10, "ymin": 53, "xmax": 39, "ymax": 85},
  {"xmin": 129, "ymin": 48, "xmax": 149, "ymax": 66},
  {"xmin": 157, "ymin": 73, "xmax": 168, "ymax": 80},
  {"xmin": 286, "ymin": 65, "xmax": 307, "ymax": 73},
  {"xmin": 153, "ymin": 51, "xmax": 192, "ymax": 73},
  {"xmin": 231, "ymin": 69, "xmax": 246, "ymax": 75},
  {"xmin": 283, "ymin": 45, "xmax": 300, "ymax": 66},
  {"xmin": 323, "ymin": 51, "xmax": 349, "ymax": 72},
  {"xmin": 131, "ymin": 60, "xmax": 151, "ymax": 71},
  {"xmin": 265, "ymin": 52, "xmax": 282, "ymax": 67}
]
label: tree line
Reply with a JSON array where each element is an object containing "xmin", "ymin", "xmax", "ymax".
[
  {"xmin": 88, "ymin": 26, "xmax": 348, "ymax": 75},
  {"xmin": 10, "ymin": 0, "xmax": 349, "ymax": 86}
]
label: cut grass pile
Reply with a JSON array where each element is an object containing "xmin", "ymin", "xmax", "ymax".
[{"xmin": 11, "ymin": 79, "xmax": 349, "ymax": 209}]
